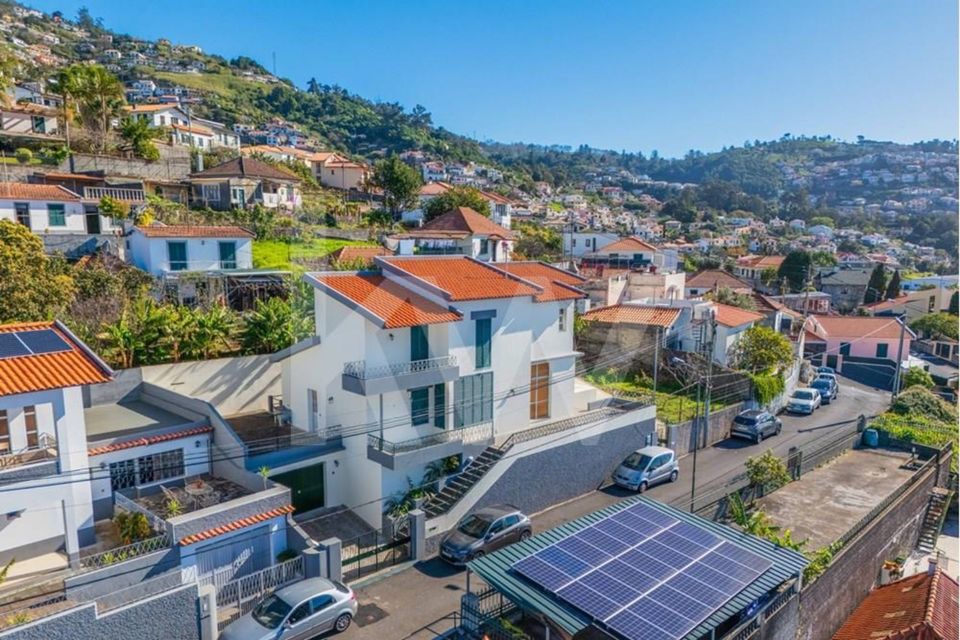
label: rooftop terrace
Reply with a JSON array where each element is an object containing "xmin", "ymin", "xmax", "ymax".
[{"xmin": 84, "ymin": 400, "xmax": 197, "ymax": 440}]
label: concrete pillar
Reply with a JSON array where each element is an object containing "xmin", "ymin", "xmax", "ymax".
[
  {"xmin": 302, "ymin": 547, "xmax": 322, "ymax": 579},
  {"xmin": 318, "ymin": 538, "xmax": 342, "ymax": 583},
  {"xmin": 198, "ymin": 584, "xmax": 217, "ymax": 640},
  {"xmin": 409, "ymin": 509, "xmax": 426, "ymax": 561}
]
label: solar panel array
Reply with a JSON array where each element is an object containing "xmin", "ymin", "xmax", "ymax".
[
  {"xmin": 512, "ymin": 501, "xmax": 773, "ymax": 640},
  {"xmin": 0, "ymin": 329, "xmax": 72, "ymax": 360}
]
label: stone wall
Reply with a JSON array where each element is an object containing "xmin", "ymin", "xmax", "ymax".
[
  {"xmin": 0, "ymin": 584, "xmax": 200, "ymax": 640},
  {"xmin": 665, "ymin": 402, "xmax": 745, "ymax": 455},
  {"xmin": 41, "ymin": 233, "xmax": 121, "ymax": 259},
  {"xmin": 577, "ymin": 322, "xmax": 661, "ymax": 371},
  {"xmin": 66, "ymin": 148, "xmax": 191, "ymax": 182}
]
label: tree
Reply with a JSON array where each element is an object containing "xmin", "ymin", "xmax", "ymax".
[
  {"xmin": 513, "ymin": 222, "xmax": 560, "ymax": 260},
  {"xmin": 0, "ymin": 221, "xmax": 75, "ymax": 323},
  {"xmin": 759, "ymin": 267, "xmax": 779, "ymax": 287},
  {"xmin": 909, "ymin": 312, "xmax": 959, "ymax": 341},
  {"xmin": 117, "ymin": 117, "xmax": 163, "ymax": 160},
  {"xmin": 14, "ymin": 148, "xmax": 32, "ymax": 164},
  {"xmin": 734, "ymin": 325, "xmax": 794, "ymax": 373},
  {"xmin": 884, "ymin": 270, "xmax": 902, "ymax": 300},
  {"xmin": 706, "ymin": 287, "xmax": 756, "ymax": 311},
  {"xmin": 901, "ymin": 367, "xmax": 934, "ymax": 390},
  {"xmin": 52, "ymin": 64, "xmax": 89, "ymax": 150},
  {"xmin": 863, "ymin": 264, "xmax": 887, "ymax": 304},
  {"xmin": 74, "ymin": 65, "xmax": 125, "ymax": 153},
  {"xmin": 949, "ymin": 291, "xmax": 959, "ymax": 316},
  {"xmin": 369, "ymin": 156, "xmax": 422, "ymax": 217},
  {"xmin": 745, "ymin": 451, "xmax": 791, "ymax": 492},
  {"xmin": 422, "ymin": 186, "xmax": 491, "ymax": 222},
  {"xmin": 0, "ymin": 44, "xmax": 18, "ymax": 103},
  {"xmin": 777, "ymin": 250, "xmax": 812, "ymax": 292},
  {"xmin": 241, "ymin": 297, "xmax": 312, "ymax": 355},
  {"xmin": 98, "ymin": 195, "xmax": 129, "ymax": 222}
]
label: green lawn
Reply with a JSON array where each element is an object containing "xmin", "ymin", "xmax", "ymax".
[
  {"xmin": 253, "ymin": 238, "xmax": 369, "ymax": 270},
  {"xmin": 583, "ymin": 373, "xmax": 731, "ymax": 424}
]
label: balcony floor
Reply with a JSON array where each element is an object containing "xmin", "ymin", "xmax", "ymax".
[
  {"xmin": 227, "ymin": 411, "xmax": 298, "ymax": 454},
  {"xmin": 131, "ymin": 475, "xmax": 252, "ymax": 516}
]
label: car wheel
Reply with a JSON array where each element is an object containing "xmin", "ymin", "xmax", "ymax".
[
  {"xmin": 638, "ymin": 481, "xmax": 648, "ymax": 494},
  {"xmin": 519, "ymin": 530, "xmax": 532, "ymax": 542},
  {"xmin": 755, "ymin": 432, "xmax": 763, "ymax": 444},
  {"xmin": 775, "ymin": 424, "xmax": 782, "ymax": 436},
  {"xmin": 669, "ymin": 470, "xmax": 678, "ymax": 483},
  {"xmin": 334, "ymin": 613, "xmax": 353, "ymax": 633}
]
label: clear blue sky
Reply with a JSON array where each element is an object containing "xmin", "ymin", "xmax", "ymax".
[{"xmin": 29, "ymin": 0, "xmax": 959, "ymax": 157}]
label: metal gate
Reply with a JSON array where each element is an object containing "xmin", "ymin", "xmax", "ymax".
[
  {"xmin": 212, "ymin": 556, "xmax": 305, "ymax": 631},
  {"xmin": 193, "ymin": 525, "xmax": 272, "ymax": 587},
  {"xmin": 342, "ymin": 519, "xmax": 411, "ymax": 582}
]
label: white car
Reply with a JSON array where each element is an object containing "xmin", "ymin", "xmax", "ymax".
[{"xmin": 787, "ymin": 388, "xmax": 822, "ymax": 415}]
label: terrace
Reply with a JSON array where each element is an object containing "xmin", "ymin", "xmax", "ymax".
[
  {"xmin": 226, "ymin": 411, "xmax": 344, "ymax": 470},
  {"xmin": 126, "ymin": 474, "xmax": 253, "ymax": 517}
]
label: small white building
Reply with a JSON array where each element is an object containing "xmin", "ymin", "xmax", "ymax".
[
  {"xmin": 563, "ymin": 230, "xmax": 619, "ymax": 258},
  {"xmin": 0, "ymin": 183, "xmax": 117, "ymax": 235},
  {"xmin": 712, "ymin": 303, "xmax": 765, "ymax": 366},
  {"xmin": 392, "ymin": 206, "xmax": 514, "ymax": 262},
  {"xmin": 127, "ymin": 224, "xmax": 255, "ymax": 276},
  {"xmin": 125, "ymin": 103, "xmax": 191, "ymax": 128}
]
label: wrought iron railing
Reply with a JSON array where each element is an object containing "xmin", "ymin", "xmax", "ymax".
[
  {"xmin": 368, "ymin": 422, "xmax": 493, "ymax": 455},
  {"xmin": 343, "ymin": 355, "xmax": 457, "ymax": 380},
  {"xmin": 78, "ymin": 533, "xmax": 171, "ymax": 572},
  {"xmin": 500, "ymin": 406, "xmax": 627, "ymax": 450}
]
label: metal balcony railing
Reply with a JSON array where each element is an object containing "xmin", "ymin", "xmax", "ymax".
[
  {"xmin": 83, "ymin": 187, "xmax": 146, "ymax": 202},
  {"xmin": 344, "ymin": 355, "xmax": 457, "ymax": 380},
  {"xmin": 368, "ymin": 422, "xmax": 493, "ymax": 455},
  {"xmin": 0, "ymin": 433, "xmax": 57, "ymax": 470}
]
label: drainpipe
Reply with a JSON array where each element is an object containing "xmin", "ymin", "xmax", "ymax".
[{"xmin": 379, "ymin": 395, "xmax": 384, "ymax": 450}]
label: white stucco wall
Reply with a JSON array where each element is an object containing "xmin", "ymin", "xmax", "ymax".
[
  {"xmin": 0, "ymin": 198, "xmax": 115, "ymax": 234},
  {"xmin": 128, "ymin": 232, "xmax": 253, "ymax": 275}
]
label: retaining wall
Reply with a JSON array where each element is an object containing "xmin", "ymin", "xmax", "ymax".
[{"xmin": 665, "ymin": 402, "xmax": 745, "ymax": 456}]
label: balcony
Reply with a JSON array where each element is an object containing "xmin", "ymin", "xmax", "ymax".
[
  {"xmin": 342, "ymin": 355, "xmax": 459, "ymax": 396},
  {"xmin": 0, "ymin": 434, "xmax": 58, "ymax": 485},
  {"xmin": 367, "ymin": 422, "xmax": 493, "ymax": 470},
  {"xmin": 83, "ymin": 187, "xmax": 146, "ymax": 203},
  {"xmin": 227, "ymin": 411, "xmax": 345, "ymax": 470}
]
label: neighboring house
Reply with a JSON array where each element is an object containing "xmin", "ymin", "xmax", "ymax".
[
  {"xmin": 0, "ymin": 321, "xmax": 113, "ymax": 574},
  {"xmin": 832, "ymin": 566, "xmax": 957, "ymax": 640},
  {"xmin": 170, "ymin": 122, "xmax": 215, "ymax": 149},
  {"xmin": 750, "ymin": 292, "xmax": 797, "ymax": 334},
  {"xmin": 563, "ymin": 230, "xmax": 619, "ymax": 258},
  {"xmin": 777, "ymin": 291, "xmax": 833, "ymax": 315},
  {"xmin": 406, "ymin": 182, "xmax": 513, "ymax": 227},
  {"xmin": 712, "ymin": 303, "xmax": 765, "ymax": 366},
  {"xmin": 392, "ymin": 207, "xmax": 514, "ymax": 262},
  {"xmin": 277, "ymin": 255, "xmax": 588, "ymax": 526},
  {"xmin": 329, "ymin": 244, "xmax": 393, "ymax": 268},
  {"xmin": 733, "ymin": 254, "xmax": 785, "ymax": 285},
  {"xmin": 817, "ymin": 268, "xmax": 873, "ymax": 313},
  {"xmin": 188, "ymin": 156, "xmax": 302, "ymax": 211},
  {"xmin": 128, "ymin": 224, "xmax": 254, "ymax": 276},
  {"xmin": 580, "ymin": 236, "xmax": 659, "ymax": 270},
  {"xmin": 578, "ymin": 303, "xmax": 683, "ymax": 369},
  {"xmin": 193, "ymin": 117, "xmax": 240, "ymax": 149},
  {"xmin": 860, "ymin": 288, "xmax": 949, "ymax": 321},
  {"xmin": 0, "ymin": 183, "xmax": 117, "ymax": 235},
  {"xmin": 804, "ymin": 315, "xmax": 914, "ymax": 381},
  {"xmin": 684, "ymin": 269, "xmax": 752, "ymax": 298},
  {"xmin": 125, "ymin": 103, "xmax": 191, "ymax": 128},
  {"xmin": 317, "ymin": 157, "xmax": 369, "ymax": 191},
  {"xmin": 0, "ymin": 101, "xmax": 60, "ymax": 139}
]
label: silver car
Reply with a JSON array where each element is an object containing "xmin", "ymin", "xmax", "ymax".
[
  {"xmin": 219, "ymin": 577, "xmax": 357, "ymax": 640},
  {"xmin": 612, "ymin": 446, "xmax": 679, "ymax": 492},
  {"xmin": 440, "ymin": 505, "xmax": 532, "ymax": 565}
]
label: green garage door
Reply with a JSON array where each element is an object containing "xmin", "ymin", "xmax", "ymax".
[{"xmin": 272, "ymin": 463, "xmax": 325, "ymax": 513}]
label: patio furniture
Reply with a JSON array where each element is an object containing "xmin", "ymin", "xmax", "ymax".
[
  {"xmin": 184, "ymin": 481, "xmax": 214, "ymax": 510},
  {"xmin": 198, "ymin": 490, "xmax": 221, "ymax": 509}
]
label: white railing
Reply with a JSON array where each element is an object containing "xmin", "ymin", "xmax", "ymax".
[
  {"xmin": 114, "ymin": 491, "xmax": 169, "ymax": 534},
  {"xmin": 343, "ymin": 355, "xmax": 457, "ymax": 380},
  {"xmin": 83, "ymin": 187, "xmax": 146, "ymax": 202},
  {"xmin": 368, "ymin": 422, "xmax": 493, "ymax": 455},
  {"xmin": 211, "ymin": 556, "xmax": 305, "ymax": 631},
  {"xmin": 0, "ymin": 433, "xmax": 57, "ymax": 470},
  {"xmin": 78, "ymin": 533, "xmax": 171, "ymax": 572}
]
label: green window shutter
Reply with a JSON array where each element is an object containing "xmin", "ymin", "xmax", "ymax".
[
  {"xmin": 48, "ymin": 204, "xmax": 66, "ymax": 226},
  {"xmin": 218, "ymin": 241, "xmax": 237, "ymax": 269},
  {"xmin": 475, "ymin": 318, "xmax": 491, "ymax": 368},
  {"xmin": 411, "ymin": 387, "xmax": 430, "ymax": 426},
  {"xmin": 168, "ymin": 241, "xmax": 188, "ymax": 271},
  {"xmin": 410, "ymin": 325, "xmax": 429, "ymax": 362},
  {"xmin": 434, "ymin": 383, "xmax": 445, "ymax": 429}
]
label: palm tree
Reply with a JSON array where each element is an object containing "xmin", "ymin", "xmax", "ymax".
[
  {"xmin": 241, "ymin": 297, "xmax": 309, "ymax": 354},
  {"xmin": 75, "ymin": 65, "xmax": 125, "ymax": 154},
  {"xmin": 192, "ymin": 304, "xmax": 236, "ymax": 359},
  {"xmin": 117, "ymin": 116, "xmax": 164, "ymax": 160},
  {"xmin": 52, "ymin": 64, "xmax": 88, "ymax": 150}
]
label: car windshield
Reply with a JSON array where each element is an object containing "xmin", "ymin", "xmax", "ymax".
[
  {"xmin": 811, "ymin": 379, "xmax": 829, "ymax": 389},
  {"xmin": 622, "ymin": 453, "xmax": 653, "ymax": 470},
  {"xmin": 457, "ymin": 514, "xmax": 492, "ymax": 538},
  {"xmin": 251, "ymin": 594, "xmax": 292, "ymax": 629},
  {"xmin": 794, "ymin": 390, "xmax": 816, "ymax": 400},
  {"xmin": 734, "ymin": 415, "xmax": 759, "ymax": 426}
]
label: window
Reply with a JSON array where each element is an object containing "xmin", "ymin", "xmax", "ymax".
[
  {"xmin": 308, "ymin": 389, "xmax": 320, "ymax": 431},
  {"xmin": 530, "ymin": 362, "xmax": 550, "ymax": 419},
  {"xmin": 159, "ymin": 115, "xmax": 166, "ymax": 125},
  {"xmin": 411, "ymin": 387, "xmax": 430, "ymax": 426},
  {"xmin": 455, "ymin": 372, "xmax": 493, "ymax": 428},
  {"xmin": 287, "ymin": 603, "xmax": 311, "ymax": 626},
  {"xmin": 14, "ymin": 202, "xmax": 30, "ymax": 227},
  {"xmin": 0, "ymin": 410, "xmax": 8, "ymax": 454},
  {"xmin": 230, "ymin": 187, "xmax": 245, "ymax": 205},
  {"xmin": 128, "ymin": 449, "xmax": 185, "ymax": 486},
  {"xmin": 24, "ymin": 406, "xmax": 37, "ymax": 448},
  {"xmin": 876, "ymin": 343, "xmax": 889, "ymax": 358},
  {"xmin": 840, "ymin": 342, "xmax": 851, "ymax": 356},
  {"xmin": 47, "ymin": 204, "xmax": 66, "ymax": 226},
  {"xmin": 309, "ymin": 595, "xmax": 334, "ymax": 613},
  {"xmin": 488, "ymin": 519, "xmax": 505, "ymax": 535},
  {"xmin": 558, "ymin": 307, "xmax": 567, "ymax": 332},
  {"xmin": 475, "ymin": 318, "xmax": 491, "ymax": 368},
  {"xmin": 410, "ymin": 325, "xmax": 429, "ymax": 362},
  {"xmin": 201, "ymin": 183, "xmax": 220, "ymax": 202},
  {"xmin": 478, "ymin": 239, "xmax": 489, "ymax": 255},
  {"xmin": 571, "ymin": 238, "xmax": 577, "ymax": 248},
  {"xmin": 218, "ymin": 241, "xmax": 237, "ymax": 269},
  {"xmin": 109, "ymin": 459, "xmax": 136, "ymax": 491},
  {"xmin": 31, "ymin": 116, "xmax": 46, "ymax": 133},
  {"xmin": 929, "ymin": 296, "xmax": 936, "ymax": 312},
  {"xmin": 434, "ymin": 383, "xmax": 446, "ymax": 429},
  {"xmin": 503, "ymin": 514, "xmax": 521, "ymax": 528},
  {"xmin": 168, "ymin": 241, "xmax": 188, "ymax": 271}
]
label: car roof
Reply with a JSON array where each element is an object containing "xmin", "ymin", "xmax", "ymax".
[
  {"xmin": 737, "ymin": 409, "xmax": 765, "ymax": 418},
  {"xmin": 275, "ymin": 577, "xmax": 336, "ymax": 603},
  {"xmin": 632, "ymin": 446, "xmax": 673, "ymax": 457},
  {"xmin": 474, "ymin": 504, "xmax": 523, "ymax": 518}
]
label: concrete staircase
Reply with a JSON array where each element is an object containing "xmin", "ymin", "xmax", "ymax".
[
  {"xmin": 423, "ymin": 446, "xmax": 504, "ymax": 519},
  {"xmin": 916, "ymin": 488, "xmax": 951, "ymax": 554}
]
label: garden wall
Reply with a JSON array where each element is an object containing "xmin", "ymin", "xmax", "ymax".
[{"xmin": 665, "ymin": 402, "xmax": 746, "ymax": 455}]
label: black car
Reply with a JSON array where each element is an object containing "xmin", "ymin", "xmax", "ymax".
[
  {"xmin": 810, "ymin": 376, "xmax": 838, "ymax": 404},
  {"xmin": 731, "ymin": 409, "xmax": 782, "ymax": 444}
]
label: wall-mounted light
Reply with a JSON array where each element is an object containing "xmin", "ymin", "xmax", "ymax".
[
  {"xmin": 195, "ymin": 440, "xmax": 201, "ymax": 448},
  {"xmin": 388, "ymin": 333, "xmax": 395, "ymax": 341}
]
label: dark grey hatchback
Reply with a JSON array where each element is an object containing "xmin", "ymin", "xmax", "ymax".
[
  {"xmin": 730, "ymin": 409, "xmax": 782, "ymax": 444},
  {"xmin": 439, "ymin": 505, "xmax": 532, "ymax": 565}
]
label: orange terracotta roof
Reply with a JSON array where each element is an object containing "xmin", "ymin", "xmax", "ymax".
[
  {"xmin": 179, "ymin": 505, "xmax": 295, "ymax": 546},
  {"xmin": 330, "ymin": 245, "xmax": 392, "ymax": 267},
  {"xmin": 581, "ymin": 304, "xmax": 682, "ymax": 327},
  {"xmin": 496, "ymin": 262, "xmax": 586, "ymax": 302},
  {"xmin": 401, "ymin": 207, "xmax": 514, "ymax": 240},
  {"xmin": 686, "ymin": 269, "xmax": 752, "ymax": 291},
  {"xmin": 309, "ymin": 273, "xmax": 462, "ymax": 329},
  {"xmin": 810, "ymin": 315, "xmax": 912, "ymax": 340},
  {"xmin": 737, "ymin": 255, "xmax": 786, "ymax": 269},
  {"xmin": 713, "ymin": 303, "xmax": 764, "ymax": 328},
  {"xmin": 861, "ymin": 295, "xmax": 911, "ymax": 312},
  {"xmin": 33, "ymin": 171, "xmax": 103, "ymax": 182},
  {"xmin": 0, "ymin": 183, "xmax": 81, "ymax": 201},
  {"xmin": 88, "ymin": 425, "xmax": 214, "ymax": 456},
  {"xmin": 379, "ymin": 256, "xmax": 541, "ymax": 302},
  {"xmin": 833, "ymin": 570, "xmax": 958, "ymax": 640},
  {"xmin": 420, "ymin": 181, "xmax": 453, "ymax": 197},
  {"xmin": 124, "ymin": 103, "xmax": 186, "ymax": 113},
  {"xmin": 0, "ymin": 321, "xmax": 113, "ymax": 396},
  {"xmin": 587, "ymin": 236, "xmax": 658, "ymax": 254},
  {"xmin": 135, "ymin": 225, "xmax": 255, "ymax": 239},
  {"xmin": 4, "ymin": 102, "xmax": 58, "ymax": 116},
  {"xmin": 170, "ymin": 122, "xmax": 213, "ymax": 135}
]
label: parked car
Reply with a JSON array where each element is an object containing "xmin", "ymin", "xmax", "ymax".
[
  {"xmin": 219, "ymin": 577, "xmax": 357, "ymax": 640},
  {"xmin": 787, "ymin": 388, "xmax": 822, "ymax": 414},
  {"xmin": 817, "ymin": 366, "xmax": 836, "ymax": 376},
  {"xmin": 439, "ymin": 505, "xmax": 532, "ymax": 565},
  {"xmin": 810, "ymin": 376, "xmax": 838, "ymax": 404},
  {"xmin": 815, "ymin": 371, "xmax": 838, "ymax": 384},
  {"xmin": 612, "ymin": 446, "xmax": 679, "ymax": 493},
  {"xmin": 730, "ymin": 409, "xmax": 782, "ymax": 444}
]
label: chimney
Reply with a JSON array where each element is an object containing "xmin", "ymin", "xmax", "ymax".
[{"xmin": 927, "ymin": 556, "xmax": 938, "ymax": 576}]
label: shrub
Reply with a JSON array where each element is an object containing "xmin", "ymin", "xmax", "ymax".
[
  {"xmin": 13, "ymin": 148, "xmax": 32, "ymax": 164},
  {"xmin": 114, "ymin": 511, "xmax": 152, "ymax": 544},
  {"xmin": 745, "ymin": 450, "xmax": 791, "ymax": 492},
  {"xmin": 900, "ymin": 367, "xmax": 935, "ymax": 390},
  {"xmin": 748, "ymin": 371, "xmax": 785, "ymax": 405},
  {"xmin": 276, "ymin": 548, "xmax": 298, "ymax": 563},
  {"xmin": 165, "ymin": 498, "xmax": 183, "ymax": 518},
  {"xmin": 890, "ymin": 385, "xmax": 958, "ymax": 423}
]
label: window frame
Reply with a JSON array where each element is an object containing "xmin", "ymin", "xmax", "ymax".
[
  {"xmin": 529, "ymin": 361, "xmax": 550, "ymax": 420},
  {"xmin": 23, "ymin": 405, "xmax": 38, "ymax": 448},
  {"xmin": 47, "ymin": 203, "xmax": 66, "ymax": 227},
  {"xmin": 876, "ymin": 343, "xmax": 889, "ymax": 359},
  {"xmin": 558, "ymin": 306, "xmax": 567, "ymax": 332},
  {"xmin": 0, "ymin": 410, "xmax": 9, "ymax": 454},
  {"xmin": 475, "ymin": 318, "xmax": 492, "ymax": 369},
  {"xmin": 167, "ymin": 241, "xmax": 188, "ymax": 271},
  {"xmin": 218, "ymin": 241, "xmax": 237, "ymax": 270},
  {"xmin": 410, "ymin": 387, "xmax": 430, "ymax": 426}
]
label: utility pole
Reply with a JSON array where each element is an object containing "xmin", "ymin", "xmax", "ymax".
[
  {"xmin": 690, "ymin": 315, "xmax": 717, "ymax": 513},
  {"xmin": 652, "ymin": 326, "xmax": 661, "ymax": 398},
  {"xmin": 891, "ymin": 312, "xmax": 907, "ymax": 401},
  {"xmin": 689, "ymin": 374, "xmax": 702, "ymax": 513},
  {"xmin": 802, "ymin": 265, "xmax": 813, "ymax": 317}
]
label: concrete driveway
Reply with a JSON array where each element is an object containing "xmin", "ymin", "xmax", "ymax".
[{"xmin": 341, "ymin": 377, "xmax": 890, "ymax": 640}]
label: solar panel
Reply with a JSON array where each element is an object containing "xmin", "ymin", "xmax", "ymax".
[
  {"xmin": 17, "ymin": 329, "xmax": 71, "ymax": 355},
  {"xmin": 512, "ymin": 501, "xmax": 775, "ymax": 640},
  {"xmin": 0, "ymin": 334, "xmax": 30, "ymax": 359}
]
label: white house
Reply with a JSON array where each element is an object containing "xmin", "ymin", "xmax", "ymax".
[
  {"xmin": 125, "ymin": 103, "xmax": 191, "ymax": 128},
  {"xmin": 712, "ymin": 303, "xmax": 765, "ymax": 366},
  {"xmin": 0, "ymin": 321, "xmax": 113, "ymax": 574},
  {"xmin": 278, "ymin": 256, "xmax": 588, "ymax": 526},
  {"xmin": 128, "ymin": 224, "xmax": 255, "ymax": 276},
  {"xmin": 392, "ymin": 207, "xmax": 514, "ymax": 262},
  {"xmin": 0, "ymin": 183, "xmax": 117, "ymax": 235},
  {"xmin": 563, "ymin": 230, "xmax": 619, "ymax": 258}
]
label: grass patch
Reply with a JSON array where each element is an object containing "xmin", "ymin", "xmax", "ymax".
[
  {"xmin": 253, "ymin": 238, "xmax": 369, "ymax": 270},
  {"xmin": 151, "ymin": 70, "xmax": 266, "ymax": 100},
  {"xmin": 583, "ymin": 371, "xmax": 732, "ymax": 424}
]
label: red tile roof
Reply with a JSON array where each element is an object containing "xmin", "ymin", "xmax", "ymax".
[
  {"xmin": 0, "ymin": 321, "xmax": 113, "ymax": 396},
  {"xmin": 861, "ymin": 295, "xmax": 911, "ymax": 312},
  {"xmin": 88, "ymin": 425, "xmax": 214, "ymax": 456},
  {"xmin": 330, "ymin": 245, "xmax": 392, "ymax": 267},
  {"xmin": 713, "ymin": 303, "xmax": 765, "ymax": 328},
  {"xmin": 134, "ymin": 225, "xmax": 255, "ymax": 239},
  {"xmin": 810, "ymin": 315, "xmax": 913, "ymax": 340},
  {"xmin": 379, "ymin": 256, "xmax": 541, "ymax": 302},
  {"xmin": 737, "ymin": 255, "xmax": 786, "ymax": 269},
  {"xmin": 686, "ymin": 270, "xmax": 752, "ymax": 292},
  {"xmin": 833, "ymin": 570, "xmax": 959, "ymax": 640},
  {"xmin": 399, "ymin": 207, "xmax": 514, "ymax": 240},
  {"xmin": 170, "ymin": 122, "xmax": 213, "ymax": 135},
  {"xmin": 179, "ymin": 505, "xmax": 295, "ymax": 546},
  {"xmin": 588, "ymin": 236, "xmax": 657, "ymax": 254},
  {"xmin": 496, "ymin": 262, "xmax": 586, "ymax": 302},
  {"xmin": 125, "ymin": 103, "xmax": 186, "ymax": 114},
  {"xmin": 0, "ymin": 183, "xmax": 81, "ymax": 201},
  {"xmin": 309, "ymin": 273, "xmax": 462, "ymax": 328},
  {"xmin": 581, "ymin": 304, "xmax": 681, "ymax": 328}
]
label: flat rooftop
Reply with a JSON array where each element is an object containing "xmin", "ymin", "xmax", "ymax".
[
  {"xmin": 84, "ymin": 400, "xmax": 196, "ymax": 440},
  {"xmin": 758, "ymin": 448, "xmax": 917, "ymax": 550}
]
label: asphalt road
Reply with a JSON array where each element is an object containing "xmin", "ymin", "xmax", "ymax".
[{"xmin": 343, "ymin": 377, "xmax": 890, "ymax": 640}]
